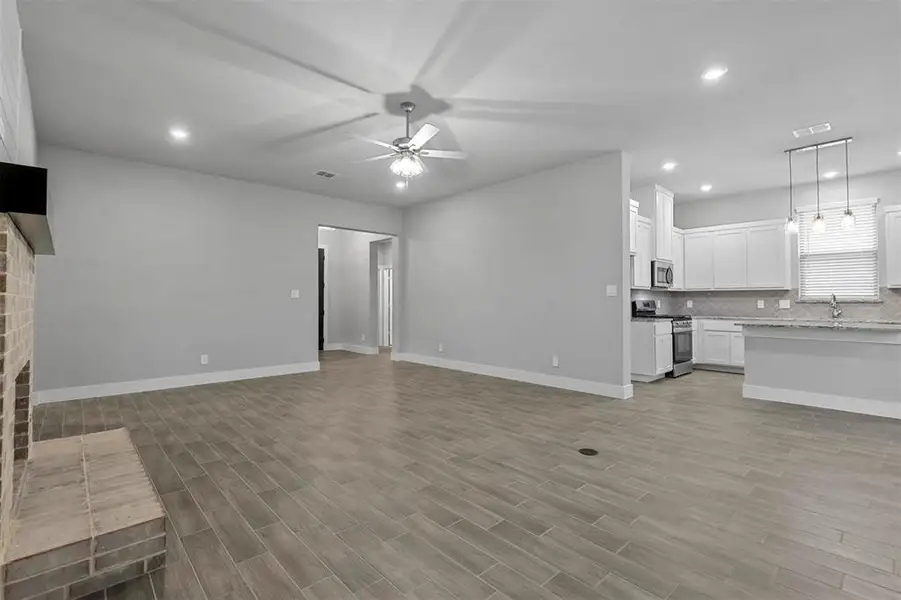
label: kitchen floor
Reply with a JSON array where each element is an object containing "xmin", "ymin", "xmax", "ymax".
[{"xmin": 33, "ymin": 354, "xmax": 901, "ymax": 600}]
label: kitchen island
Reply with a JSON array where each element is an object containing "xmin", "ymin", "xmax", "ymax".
[{"xmin": 740, "ymin": 320, "xmax": 901, "ymax": 419}]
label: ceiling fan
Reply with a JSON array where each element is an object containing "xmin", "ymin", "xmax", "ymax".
[{"xmin": 353, "ymin": 102, "xmax": 466, "ymax": 179}]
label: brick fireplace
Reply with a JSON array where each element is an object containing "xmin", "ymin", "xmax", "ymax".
[{"xmin": 0, "ymin": 215, "xmax": 36, "ymax": 563}]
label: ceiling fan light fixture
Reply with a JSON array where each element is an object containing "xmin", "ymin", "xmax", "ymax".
[{"xmin": 390, "ymin": 152, "xmax": 424, "ymax": 179}]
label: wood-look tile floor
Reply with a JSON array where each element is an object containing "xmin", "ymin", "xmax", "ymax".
[{"xmin": 33, "ymin": 352, "xmax": 901, "ymax": 600}]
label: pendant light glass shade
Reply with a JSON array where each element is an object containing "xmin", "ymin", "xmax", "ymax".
[
  {"xmin": 785, "ymin": 216, "xmax": 798, "ymax": 233},
  {"xmin": 390, "ymin": 152, "xmax": 424, "ymax": 178},
  {"xmin": 812, "ymin": 213, "xmax": 826, "ymax": 232},
  {"xmin": 841, "ymin": 209, "xmax": 856, "ymax": 230}
]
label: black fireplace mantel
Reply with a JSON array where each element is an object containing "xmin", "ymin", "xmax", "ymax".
[{"xmin": 0, "ymin": 161, "xmax": 54, "ymax": 255}]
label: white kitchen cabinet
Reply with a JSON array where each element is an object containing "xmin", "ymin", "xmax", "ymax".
[
  {"xmin": 672, "ymin": 230, "xmax": 685, "ymax": 290},
  {"xmin": 730, "ymin": 332, "xmax": 745, "ymax": 366},
  {"xmin": 629, "ymin": 199, "xmax": 639, "ymax": 255},
  {"xmin": 696, "ymin": 320, "xmax": 744, "ymax": 368},
  {"xmin": 701, "ymin": 331, "xmax": 732, "ymax": 365},
  {"xmin": 631, "ymin": 320, "xmax": 673, "ymax": 382},
  {"xmin": 681, "ymin": 219, "xmax": 790, "ymax": 291},
  {"xmin": 631, "ymin": 216, "xmax": 652, "ymax": 289},
  {"xmin": 655, "ymin": 333, "xmax": 674, "ymax": 375},
  {"xmin": 684, "ymin": 232, "xmax": 715, "ymax": 290},
  {"xmin": 746, "ymin": 224, "xmax": 789, "ymax": 289},
  {"xmin": 654, "ymin": 187, "xmax": 674, "ymax": 261},
  {"xmin": 713, "ymin": 230, "xmax": 748, "ymax": 289},
  {"xmin": 691, "ymin": 320, "xmax": 698, "ymax": 362},
  {"xmin": 887, "ymin": 207, "xmax": 901, "ymax": 288}
]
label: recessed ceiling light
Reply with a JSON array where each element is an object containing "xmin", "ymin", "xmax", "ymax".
[
  {"xmin": 700, "ymin": 184, "xmax": 713, "ymax": 192},
  {"xmin": 662, "ymin": 161, "xmax": 677, "ymax": 172},
  {"xmin": 897, "ymin": 150, "xmax": 901, "ymax": 156},
  {"xmin": 168, "ymin": 126, "xmax": 190, "ymax": 142},
  {"xmin": 701, "ymin": 66, "xmax": 728, "ymax": 82},
  {"xmin": 319, "ymin": 226, "xmax": 336, "ymax": 231},
  {"xmin": 822, "ymin": 171, "xmax": 839, "ymax": 179}
]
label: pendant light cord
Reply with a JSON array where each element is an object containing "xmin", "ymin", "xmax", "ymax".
[
  {"xmin": 844, "ymin": 140, "xmax": 850, "ymax": 212},
  {"xmin": 815, "ymin": 146, "xmax": 821, "ymax": 216},
  {"xmin": 788, "ymin": 151, "xmax": 794, "ymax": 216}
]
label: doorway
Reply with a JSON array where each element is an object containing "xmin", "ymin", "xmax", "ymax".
[
  {"xmin": 378, "ymin": 266, "xmax": 393, "ymax": 347},
  {"xmin": 318, "ymin": 247, "xmax": 325, "ymax": 351}
]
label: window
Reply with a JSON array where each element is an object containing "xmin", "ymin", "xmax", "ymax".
[{"xmin": 798, "ymin": 200, "xmax": 878, "ymax": 301}]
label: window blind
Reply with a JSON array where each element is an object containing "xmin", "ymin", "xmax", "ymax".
[{"xmin": 798, "ymin": 200, "xmax": 878, "ymax": 301}]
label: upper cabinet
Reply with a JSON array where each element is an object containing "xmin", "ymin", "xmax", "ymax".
[
  {"xmin": 713, "ymin": 230, "xmax": 748, "ymax": 289},
  {"xmin": 746, "ymin": 224, "xmax": 790, "ymax": 289},
  {"xmin": 683, "ymin": 220, "xmax": 790, "ymax": 291},
  {"xmin": 684, "ymin": 231, "xmax": 715, "ymax": 290},
  {"xmin": 654, "ymin": 187, "xmax": 674, "ymax": 261},
  {"xmin": 886, "ymin": 206, "xmax": 901, "ymax": 288},
  {"xmin": 672, "ymin": 230, "xmax": 685, "ymax": 290},
  {"xmin": 629, "ymin": 199, "xmax": 639, "ymax": 255},
  {"xmin": 631, "ymin": 216, "xmax": 652, "ymax": 289}
]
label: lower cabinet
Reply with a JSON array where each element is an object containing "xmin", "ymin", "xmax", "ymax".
[
  {"xmin": 654, "ymin": 333, "xmax": 674, "ymax": 376},
  {"xmin": 631, "ymin": 321, "xmax": 673, "ymax": 381},
  {"xmin": 696, "ymin": 320, "xmax": 744, "ymax": 368},
  {"xmin": 730, "ymin": 332, "xmax": 745, "ymax": 366}
]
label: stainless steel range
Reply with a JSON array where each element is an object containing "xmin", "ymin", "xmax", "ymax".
[{"xmin": 632, "ymin": 300, "xmax": 693, "ymax": 378}]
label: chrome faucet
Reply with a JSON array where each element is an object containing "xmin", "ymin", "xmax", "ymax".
[{"xmin": 830, "ymin": 294, "xmax": 843, "ymax": 320}]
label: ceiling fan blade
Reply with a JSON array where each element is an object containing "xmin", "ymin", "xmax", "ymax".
[
  {"xmin": 409, "ymin": 123, "xmax": 440, "ymax": 149},
  {"xmin": 420, "ymin": 149, "xmax": 467, "ymax": 160},
  {"xmin": 355, "ymin": 154, "xmax": 396, "ymax": 163},
  {"xmin": 349, "ymin": 133, "xmax": 399, "ymax": 151}
]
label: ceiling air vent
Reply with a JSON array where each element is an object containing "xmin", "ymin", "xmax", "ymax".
[
  {"xmin": 792, "ymin": 123, "xmax": 831, "ymax": 138},
  {"xmin": 314, "ymin": 170, "xmax": 337, "ymax": 179}
]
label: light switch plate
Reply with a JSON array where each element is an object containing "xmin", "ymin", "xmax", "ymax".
[
  {"xmin": 290, "ymin": 289, "xmax": 300, "ymax": 299},
  {"xmin": 779, "ymin": 299, "xmax": 791, "ymax": 309},
  {"xmin": 606, "ymin": 284, "xmax": 617, "ymax": 297},
  {"xmin": 438, "ymin": 342, "xmax": 444, "ymax": 353},
  {"xmin": 361, "ymin": 334, "xmax": 366, "ymax": 342},
  {"xmin": 552, "ymin": 355, "xmax": 560, "ymax": 368},
  {"xmin": 757, "ymin": 300, "xmax": 765, "ymax": 309},
  {"xmin": 200, "ymin": 354, "xmax": 209, "ymax": 365},
  {"xmin": 686, "ymin": 300, "xmax": 693, "ymax": 308}
]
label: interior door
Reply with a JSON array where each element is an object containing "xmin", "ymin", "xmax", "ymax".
[{"xmin": 318, "ymin": 248, "xmax": 325, "ymax": 351}]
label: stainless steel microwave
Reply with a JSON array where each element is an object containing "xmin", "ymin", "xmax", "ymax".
[{"xmin": 652, "ymin": 260, "xmax": 674, "ymax": 288}]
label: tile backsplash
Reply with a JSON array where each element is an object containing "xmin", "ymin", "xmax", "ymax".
[{"xmin": 631, "ymin": 288, "xmax": 901, "ymax": 322}]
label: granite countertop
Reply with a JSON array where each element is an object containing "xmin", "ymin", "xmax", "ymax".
[{"xmin": 736, "ymin": 319, "xmax": 901, "ymax": 331}]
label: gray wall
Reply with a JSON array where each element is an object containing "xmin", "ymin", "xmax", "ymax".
[
  {"xmin": 36, "ymin": 147, "xmax": 401, "ymax": 392},
  {"xmin": 676, "ymin": 169, "xmax": 901, "ymax": 229},
  {"xmin": 400, "ymin": 152, "xmax": 631, "ymax": 390},
  {"xmin": 317, "ymin": 228, "xmax": 388, "ymax": 348}
]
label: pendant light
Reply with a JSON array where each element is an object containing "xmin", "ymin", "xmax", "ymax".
[
  {"xmin": 785, "ymin": 151, "xmax": 798, "ymax": 234},
  {"xmin": 841, "ymin": 139, "xmax": 855, "ymax": 230},
  {"xmin": 811, "ymin": 146, "xmax": 826, "ymax": 233}
]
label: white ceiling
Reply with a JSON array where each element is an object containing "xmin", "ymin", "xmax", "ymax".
[{"xmin": 19, "ymin": 0, "xmax": 901, "ymax": 206}]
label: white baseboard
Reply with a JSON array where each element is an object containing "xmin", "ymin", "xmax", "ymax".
[
  {"xmin": 323, "ymin": 343, "xmax": 379, "ymax": 355},
  {"xmin": 743, "ymin": 384, "xmax": 901, "ymax": 420},
  {"xmin": 394, "ymin": 353, "xmax": 633, "ymax": 400},
  {"xmin": 34, "ymin": 362, "xmax": 321, "ymax": 405}
]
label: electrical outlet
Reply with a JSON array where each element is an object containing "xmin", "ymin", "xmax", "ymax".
[
  {"xmin": 686, "ymin": 300, "xmax": 693, "ymax": 308},
  {"xmin": 606, "ymin": 284, "xmax": 617, "ymax": 297},
  {"xmin": 438, "ymin": 342, "xmax": 444, "ymax": 353},
  {"xmin": 290, "ymin": 289, "xmax": 300, "ymax": 299},
  {"xmin": 757, "ymin": 300, "xmax": 765, "ymax": 309},
  {"xmin": 552, "ymin": 355, "xmax": 560, "ymax": 368},
  {"xmin": 779, "ymin": 299, "xmax": 791, "ymax": 309},
  {"xmin": 200, "ymin": 354, "xmax": 209, "ymax": 365}
]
